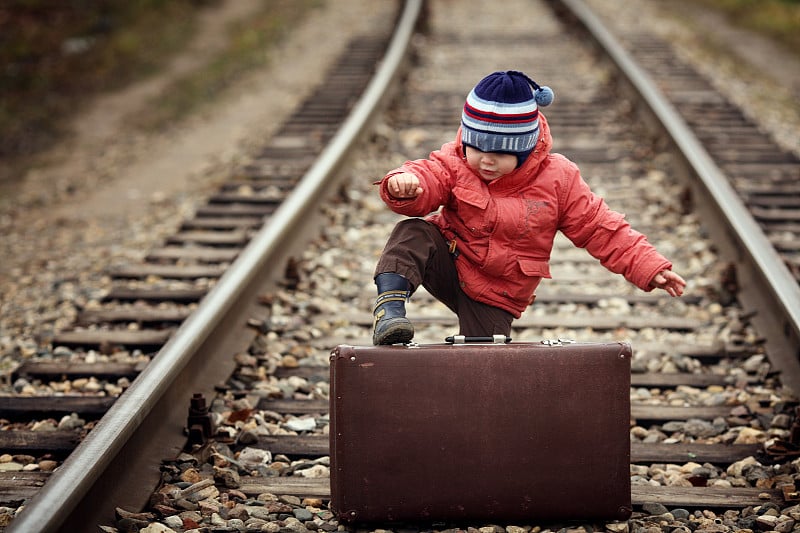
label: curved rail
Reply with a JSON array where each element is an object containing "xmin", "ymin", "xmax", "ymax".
[
  {"xmin": 555, "ymin": 0, "xmax": 800, "ymax": 391},
  {"xmin": 7, "ymin": 1, "xmax": 423, "ymax": 531}
]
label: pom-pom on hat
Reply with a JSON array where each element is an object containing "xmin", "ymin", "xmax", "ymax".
[{"xmin": 461, "ymin": 70, "xmax": 554, "ymax": 164}]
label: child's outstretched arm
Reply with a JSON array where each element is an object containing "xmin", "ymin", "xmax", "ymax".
[
  {"xmin": 649, "ymin": 270, "xmax": 687, "ymax": 297},
  {"xmin": 386, "ymin": 172, "xmax": 424, "ymax": 199}
]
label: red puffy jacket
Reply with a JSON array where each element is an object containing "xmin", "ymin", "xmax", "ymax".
[{"xmin": 377, "ymin": 113, "xmax": 672, "ymax": 317}]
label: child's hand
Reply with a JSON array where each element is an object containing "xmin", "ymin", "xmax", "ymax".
[
  {"xmin": 650, "ymin": 270, "xmax": 686, "ymax": 297},
  {"xmin": 387, "ymin": 173, "xmax": 423, "ymax": 199}
]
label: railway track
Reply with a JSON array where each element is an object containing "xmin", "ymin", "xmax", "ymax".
[{"xmin": 2, "ymin": 0, "xmax": 800, "ymax": 531}]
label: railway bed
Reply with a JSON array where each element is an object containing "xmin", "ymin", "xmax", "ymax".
[{"xmin": 2, "ymin": 0, "xmax": 800, "ymax": 531}]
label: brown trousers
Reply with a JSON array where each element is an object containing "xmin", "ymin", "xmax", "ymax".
[{"xmin": 374, "ymin": 218, "xmax": 514, "ymax": 336}]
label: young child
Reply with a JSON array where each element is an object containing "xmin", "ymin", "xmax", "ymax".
[{"xmin": 372, "ymin": 70, "xmax": 686, "ymax": 345}]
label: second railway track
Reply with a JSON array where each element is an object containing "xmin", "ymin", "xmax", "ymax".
[{"xmin": 2, "ymin": 0, "xmax": 800, "ymax": 531}]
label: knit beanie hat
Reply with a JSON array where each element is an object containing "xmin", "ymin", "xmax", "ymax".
[{"xmin": 461, "ymin": 70, "xmax": 554, "ymax": 166}]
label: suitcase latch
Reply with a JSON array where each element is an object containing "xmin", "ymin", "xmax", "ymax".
[{"xmin": 541, "ymin": 338, "xmax": 576, "ymax": 346}]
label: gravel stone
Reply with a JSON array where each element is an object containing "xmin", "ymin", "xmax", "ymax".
[
  {"xmin": 671, "ymin": 509, "xmax": 690, "ymax": 521},
  {"xmin": 642, "ymin": 503, "xmax": 669, "ymax": 516},
  {"xmin": 293, "ymin": 509, "xmax": 315, "ymax": 521}
]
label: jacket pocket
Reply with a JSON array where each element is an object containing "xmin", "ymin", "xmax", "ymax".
[
  {"xmin": 482, "ymin": 258, "xmax": 550, "ymax": 312},
  {"xmin": 452, "ymin": 185, "xmax": 489, "ymax": 209},
  {"xmin": 518, "ymin": 258, "xmax": 552, "ymax": 279}
]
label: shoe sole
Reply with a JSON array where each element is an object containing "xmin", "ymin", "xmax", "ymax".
[{"xmin": 373, "ymin": 320, "xmax": 414, "ymax": 345}]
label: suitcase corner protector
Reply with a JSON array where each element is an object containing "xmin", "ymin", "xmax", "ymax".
[
  {"xmin": 330, "ymin": 344, "xmax": 355, "ymax": 360},
  {"xmin": 616, "ymin": 504, "xmax": 633, "ymax": 520},
  {"xmin": 334, "ymin": 508, "xmax": 359, "ymax": 523},
  {"xmin": 619, "ymin": 341, "xmax": 633, "ymax": 359}
]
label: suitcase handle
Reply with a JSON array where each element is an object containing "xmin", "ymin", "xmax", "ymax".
[{"xmin": 445, "ymin": 335, "xmax": 511, "ymax": 344}]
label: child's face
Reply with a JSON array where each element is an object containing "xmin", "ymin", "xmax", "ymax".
[{"xmin": 464, "ymin": 146, "xmax": 518, "ymax": 182}]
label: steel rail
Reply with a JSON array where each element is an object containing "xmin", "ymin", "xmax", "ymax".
[
  {"xmin": 7, "ymin": 1, "xmax": 423, "ymax": 532},
  {"xmin": 555, "ymin": 0, "xmax": 800, "ymax": 392}
]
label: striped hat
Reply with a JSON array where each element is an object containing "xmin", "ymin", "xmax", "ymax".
[{"xmin": 461, "ymin": 71, "xmax": 554, "ymax": 164}]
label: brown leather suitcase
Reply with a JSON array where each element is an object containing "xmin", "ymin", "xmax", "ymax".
[{"xmin": 329, "ymin": 340, "xmax": 632, "ymax": 524}]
